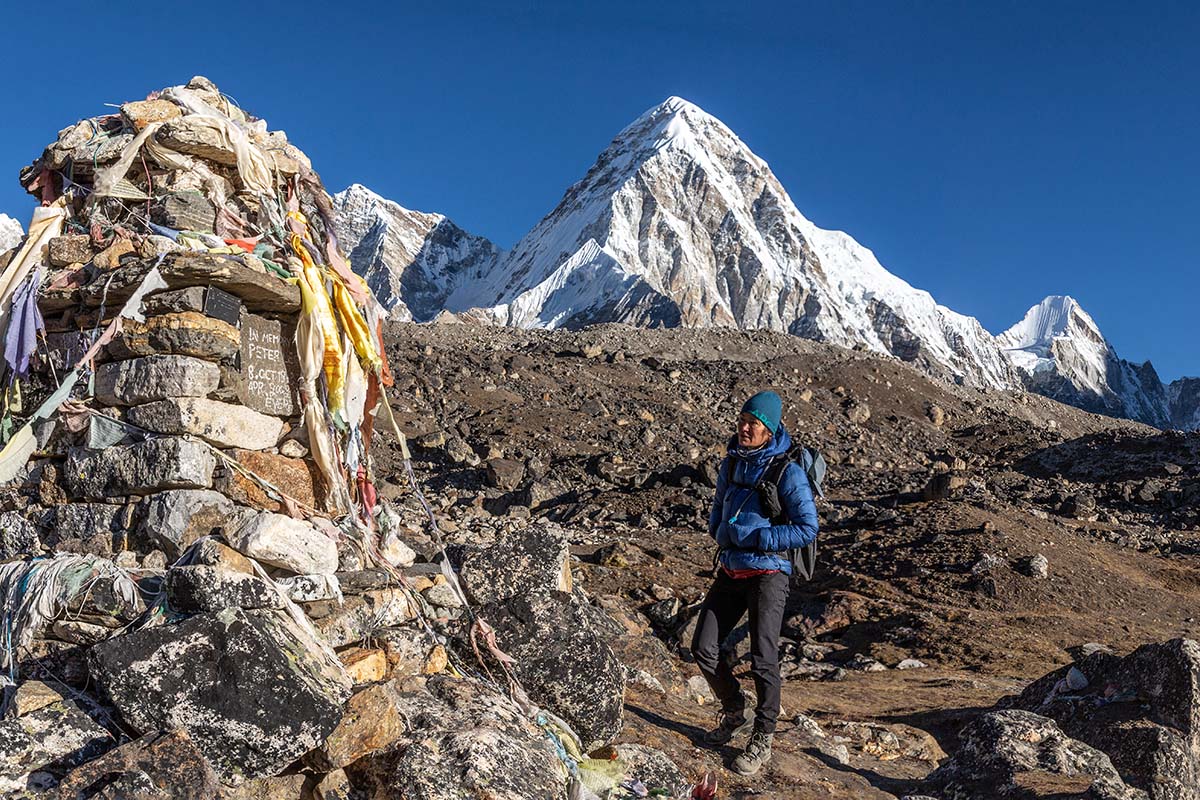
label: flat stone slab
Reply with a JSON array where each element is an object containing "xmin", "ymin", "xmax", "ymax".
[
  {"xmin": 108, "ymin": 311, "xmax": 240, "ymax": 361},
  {"xmin": 89, "ymin": 607, "xmax": 350, "ymax": 781},
  {"xmin": 127, "ymin": 397, "xmax": 285, "ymax": 450},
  {"xmin": 42, "ymin": 253, "xmax": 300, "ymax": 314},
  {"xmin": 94, "ymin": 354, "xmax": 220, "ymax": 407},
  {"xmin": 65, "ymin": 437, "xmax": 216, "ymax": 499}
]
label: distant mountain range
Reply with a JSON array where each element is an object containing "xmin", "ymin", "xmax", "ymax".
[{"xmin": 330, "ymin": 97, "xmax": 1198, "ymax": 429}]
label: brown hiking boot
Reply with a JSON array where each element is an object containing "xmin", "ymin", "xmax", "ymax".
[
  {"xmin": 731, "ymin": 730, "xmax": 773, "ymax": 775},
  {"xmin": 702, "ymin": 707, "xmax": 752, "ymax": 746}
]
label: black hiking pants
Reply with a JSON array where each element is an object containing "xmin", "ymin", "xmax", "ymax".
[{"xmin": 690, "ymin": 569, "xmax": 789, "ymax": 735}]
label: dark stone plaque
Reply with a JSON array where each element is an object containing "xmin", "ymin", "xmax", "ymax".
[
  {"xmin": 204, "ymin": 287, "xmax": 242, "ymax": 327},
  {"xmin": 238, "ymin": 313, "xmax": 300, "ymax": 417}
]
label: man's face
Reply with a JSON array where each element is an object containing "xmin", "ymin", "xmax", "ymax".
[{"xmin": 736, "ymin": 412, "xmax": 772, "ymax": 448}]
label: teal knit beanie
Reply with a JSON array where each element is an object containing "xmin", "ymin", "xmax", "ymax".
[{"xmin": 741, "ymin": 391, "xmax": 782, "ymax": 434}]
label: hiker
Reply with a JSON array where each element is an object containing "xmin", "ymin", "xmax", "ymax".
[{"xmin": 691, "ymin": 390, "xmax": 819, "ymax": 776}]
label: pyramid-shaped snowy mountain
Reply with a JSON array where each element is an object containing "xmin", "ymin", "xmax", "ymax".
[
  {"xmin": 337, "ymin": 97, "xmax": 1020, "ymax": 389},
  {"xmin": 998, "ymin": 295, "xmax": 1183, "ymax": 428}
]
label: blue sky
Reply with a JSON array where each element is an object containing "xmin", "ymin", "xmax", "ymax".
[{"xmin": 2, "ymin": 1, "xmax": 1196, "ymax": 378}]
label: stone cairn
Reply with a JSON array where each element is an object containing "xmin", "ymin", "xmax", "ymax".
[{"xmin": 0, "ymin": 78, "xmax": 673, "ymax": 799}]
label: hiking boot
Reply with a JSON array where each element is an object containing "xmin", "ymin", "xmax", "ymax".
[
  {"xmin": 731, "ymin": 730, "xmax": 773, "ymax": 775},
  {"xmin": 701, "ymin": 707, "xmax": 752, "ymax": 746}
]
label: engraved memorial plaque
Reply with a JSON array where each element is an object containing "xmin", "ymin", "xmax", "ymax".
[{"xmin": 238, "ymin": 313, "xmax": 300, "ymax": 417}]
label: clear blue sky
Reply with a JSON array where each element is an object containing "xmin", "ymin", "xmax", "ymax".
[{"xmin": 2, "ymin": 1, "xmax": 1197, "ymax": 378}]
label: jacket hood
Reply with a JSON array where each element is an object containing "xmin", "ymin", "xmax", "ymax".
[{"xmin": 726, "ymin": 424, "xmax": 792, "ymax": 464}]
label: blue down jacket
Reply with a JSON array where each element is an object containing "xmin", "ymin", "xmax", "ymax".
[{"xmin": 707, "ymin": 425, "xmax": 819, "ymax": 575}]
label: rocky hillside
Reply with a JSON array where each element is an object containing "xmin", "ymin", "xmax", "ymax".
[{"xmin": 368, "ymin": 319, "xmax": 1200, "ymax": 799}]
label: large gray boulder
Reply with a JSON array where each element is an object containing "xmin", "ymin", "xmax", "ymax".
[
  {"xmin": 93, "ymin": 354, "xmax": 220, "ymax": 407},
  {"xmin": 1007, "ymin": 638, "xmax": 1200, "ymax": 800},
  {"xmin": 65, "ymin": 438, "xmax": 216, "ymax": 499},
  {"xmin": 349, "ymin": 675, "xmax": 564, "ymax": 800},
  {"xmin": 89, "ymin": 607, "xmax": 350, "ymax": 781},
  {"xmin": 929, "ymin": 709, "xmax": 1147, "ymax": 800},
  {"xmin": 458, "ymin": 521, "xmax": 625, "ymax": 751},
  {"xmin": 136, "ymin": 489, "xmax": 253, "ymax": 560}
]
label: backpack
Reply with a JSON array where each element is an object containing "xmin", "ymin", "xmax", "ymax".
[{"xmin": 756, "ymin": 445, "xmax": 826, "ymax": 581}]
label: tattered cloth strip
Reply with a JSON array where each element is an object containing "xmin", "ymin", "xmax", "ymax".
[
  {"xmin": 5, "ymin": 266, "xmax": 44, "ymax": 379},
  {"xmin": 0, "ymin": 263, "xmax": 164, "ymax": 482},
  {"xmin": 0, "ymin": 200, "xmax": 66, "ymax": 338},
  {"xmin": 0, "ymin": 554, "xmax": 140, "ymax": 698}
]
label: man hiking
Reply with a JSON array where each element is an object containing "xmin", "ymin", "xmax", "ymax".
[{"xmin": 691, "ymin": 390, "xmax": 819, "ymax": 775}]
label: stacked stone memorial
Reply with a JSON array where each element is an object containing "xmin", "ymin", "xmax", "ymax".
[{"xmin": 0, "ymin": 79, "xmax": 651, "ymax": 799}]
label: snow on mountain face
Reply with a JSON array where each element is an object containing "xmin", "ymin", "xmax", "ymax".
[
  {"xmin": 447, "ymin": 97, "xmax": 1019, "ymax": 389},
  {"xmin": 998, "ymin": 295, "xmax": 1183, "ymax": 428},
  {"xmin": 331, "ymin": 184, "xmax": 499, "ymax": 322},
  {"xmin": 0, "ymin": 214, "xmax": 23, "ymax": 253}
]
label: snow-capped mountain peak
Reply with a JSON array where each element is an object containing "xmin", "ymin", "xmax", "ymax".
[
  {"xmin": 0, "ymin": 214, "xmax": 23, "ymax": 253},
  {"xmin": 999, "ymin": 295, "xmax": 1179, "ymax": 427},
  {"xmin": 331, "ymin": 184, "xmax": 500, "ymax": 322},
  {"xmin": 440, "ymin": 96, "xmax": 1019, "ymax": 388}
]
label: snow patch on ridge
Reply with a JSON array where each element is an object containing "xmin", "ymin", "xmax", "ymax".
[{"xmin": 0, "ymin": 214, "xmax": 23, "ymax": 253}]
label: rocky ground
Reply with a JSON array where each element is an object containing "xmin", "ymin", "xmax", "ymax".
[{"xmin": 374, "ymin": 320, "xmax": 1200, "ymax": 799}]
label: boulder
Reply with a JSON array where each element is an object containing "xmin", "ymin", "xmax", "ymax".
[
  {"xmin": 1007, "ymin": 638, "xmax": 1200, "ymax": 800},
  {"xmin": 156, "ymin": 191, "xmax": 216, "ymax": 233},
  {"xmin": 485, "ymin": 458, "xmax": 525, "ymax": 491},
  {"xmin": 136, "ymin": 489, "xmax": 252, "ymax": 560},
  {"xmin": 306, "ymin": 682, "xmax": 406, "ymax": 771},
  {"xmin": 127, "ymin": 398, "xmax": 285, "ymax": 450},
  {"xmin": 220, "ymin": 773, "xmax": 309, "ymax": 800},
  {"xmin": 165, "ymin": 565, "xmax": 283, "ymax": 613},
  {"xmin": 89, "ymin": 607, "xmax": 350, "ymax": 781},
  {"xmin": 157, "ymin": 118, "xmax": 239, "ymax": 165},
  {"xmin": 337, "ymin": 647, "xmax": 389, "ymax": 685},
  {"xmin": 349, "ymin": 675, "xmax": 564, "ymax": 800},
  {"xmin": 94, "ymin": 354, "xmax": 220, "ymax": 406},
  {"xmin": 52, "ymin": 728, "xmax": 221, "ymax": 800},
  {"xmin": 47, "ymin": 234, "xmax": 92, "ymax": 267},
  {"xmin": 458, "ymin": 520, "xmax": 571, "ymax": 606},
  {"xmin": 0, "ymin": 699, "xmax": 113, "ymax": 795},
  {"xmin": 121, "ymin": 98, "xmax": 182, "ymax": 130},
  {"xmin": 928, "ymin": 709, "xmax": 1147, "ymax": 800},
  {"xmin": 483, "ymin": 591, "xmax": 626, "ymax": 751},
  {"xmin": 48, "ymin": 504, "xmax": 132, "ymax": 550},
  {"xmin": 214, "ymin": 449, "xmax": 320, "ymax": 512},
  {"xmin": 228, "ymin": 512, "xmax": 338, "ymax": 575},
  {"xmin": 309, "ymin": 769, "xmax": 353, "ymax": 800},
  {"xmin": 64, "ymin": 437, "xmax": 216, "ymax": 499},
  {"xmin": 459, "ymin": 522, "xmax": 624, "ymax": 751}
]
